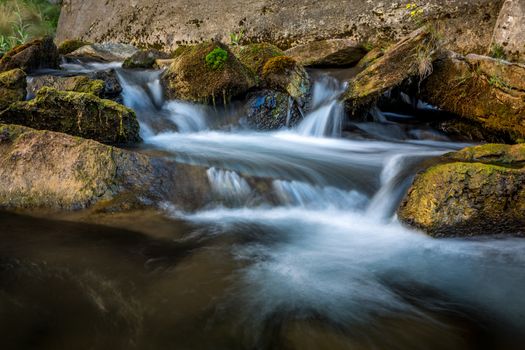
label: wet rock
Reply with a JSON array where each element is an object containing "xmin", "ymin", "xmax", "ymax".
[
  {"xmin": 285, "ymin": 39, "xmax": 367, "ymax": 67},
  {"xmin": 398, "ymin": 143, "xmax": 525, "ymax": 237},
  {"xmin": 261, "ymin": 56, "xmax": 310, "ymax": 102},
  {"xmin": 123, "ymin": 49, "xmax": 170, "ymax": 69},
  {"xmin": 343, "ymin": 28, "xmax": 441, "ymax": 115},
  {"xmin": 0, "ymin": 37, "xmax": 59, "ymax": 73},
  {"xmin": 0, "ymin": 87, "xmax": 140, "ymax": 145},
  {"xmin": 491, "ymin": 0, "xmax": 525, "ymax": 63},
  {"xmin": 87, "ymin": 69, "xmax": 123, "ymax": 100},
  {"xmin": 420, "ymin": 52, "xmax": 525, "ymax": 142},
  {"xmin": 233, "ymin": 43, "xmax": 284, "ymax": 76},
  {"xmin": 27, "ymin": 75, "xmax": 105, "ymax": 99},
  {"xmin": 57, "ymin": 39, "xmax": 92, "ymax": 55},
  {"xmin": 161, "ymin": 42, "xmax": 256, "ymax": 104},
  {"xmin": 243, "ymin": 90, "xmax": 303, "ymax": 130},
  {"xmin": 0, "ymin": 69, "xmax": 26, "ymax": 110},
  {"xmin": 68, "ymin": 43, "xmax": 139, "ymax": 61},
  {"xmin": 0, "ymin": 123, "xmax": 211, "ymax": 211}
]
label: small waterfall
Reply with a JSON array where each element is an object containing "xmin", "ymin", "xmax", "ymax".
[
  {"xmin": 162, "ymin": 101, "xmax": 208, "ymax": 133},
  {"xmin": 207, "ymin": 167, "xmax": 252, "ymax": 205},
  {"xmin": 296, "ymin": 75, "xmax": 347, "ymax": 138}
]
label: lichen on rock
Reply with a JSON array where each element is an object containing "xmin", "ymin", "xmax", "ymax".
[
  {"xmin": 27, "ymin": 75, "xmax": 105, "ymax": 99},
  {"xmin": 261, "ymin": 56, "xmax": 310, "ymax": 102},
  {"xmin": 0, "ymin": 69, "xmax": 26, "ymax": 110}
]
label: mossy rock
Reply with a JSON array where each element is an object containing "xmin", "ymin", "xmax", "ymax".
[
  {"xmin": 161, "ymin": 42, "xmax": 257, "ymax": 105},
  {"xmin": 0, "ymin": 36, "xmax": 59, "ymax": 73},
  {"xmin": 261, "ymin": 56, "xmax": 310, "ymax": 101},
  {"xmin": 398, "ymin": 143, "xmax": 525, "ymax": 237},
  {"xmin": 0, "ymin": 69, "xmax": 26, "ymax": 110},
  {"xmin": 0, "ymin": 123, "xmax": 211, "ymax": 211},
  {"xmin": 0, "ymin": 87, "xmax": 140, "ymax": 145},
  {"xmin": 243, "ymin": 89, "xmax": 302, "ymax": 130},
  {"xmin": 420, "ymin": 52, "xmax": 525, "ymax": 143},
  {"xmin": 122, "ymin": 49, "xmax": 170, "ymax": 69},
  {"xmin": 27, "ymin": 75, "xmax": 105, "ymax": 98},
  {"xmin": 233, "ymin": 43, "xmax": 284, "ymax": 76},
  {"xmin": 58, "ymin": 39, "xmax": 92, "ymax": 55},
  {"xmin": 285, "ymin": 39, "xmax": 367, "ymax": 67}
]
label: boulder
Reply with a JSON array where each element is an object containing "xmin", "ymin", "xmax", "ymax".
[
  {"xmin": 87, "ymin": 69, "xmax": 123, "ymax": 100},
  {"xmin": 122, "ymin": 49, "xmax": 170, "ymax": 69},
  {"xmin": 491, "ymin": 0, "xmax": 525, "ymax": 63},
  {"xmin": 0, "ymin": 123, "xmax": 211, "ymax": 211},
  {"xmin": 420, "ymin": 52, "xmax": 525, "ymax": 142},
  {"xmin": 343, "ymin": 28, "xmax": 441, "ymax": 114},
  {"xmin": 261, "ymin": 56, "xmax": 310, "ymax": 102},
  {"xmin": 243, "ymin": 90, "xmax": 303, "ymax": 130},
  {"xmin": 233, "ymin": 43, "xmax": 284, "ymax": 76},
  {"xmin": 398, "ymin": 143, "xmax": 525, "ymax": 237},
  {"xmin": 68, "ymin": 43, "xmax": 139, "ymax": 61},
  {"xmin": 0, "ymin": 69, "xmax": 26, "ymax": 110},
  {"xmin": 161, "ymin": 42, "xmax": 257, "ymax": 104},
  {"xmin": 58, "ymin": 39, "xmax": 92, "ymax": 55},
  {"xmin": 0, "ymin": 37, "xmax": 59, "ymax": 73},
  {"xmin": 27, "ymin": 75, "xmax": 105, "ymax": 99},
  {"xmin": 0, "ymin": 87, "xmax": 140, "ymax": 145},
  {"xmin": 285, "ymin": 39, "xmax": 367, "ymax": 67}
]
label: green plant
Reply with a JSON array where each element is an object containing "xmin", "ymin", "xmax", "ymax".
[
  {"xmin": 229, "ymin": 30, "xmax": 244, "ymax": 46},
  {"xmin": 490, "ymin": 44, "xmax": 506, "ymax": 60},
  {"xmin": 488, "ymin": 75, "xmax": 510, "ymax": 89},
  {"xmin": 406, "ymin": 3, "xmax": 425, "ymax": 26},
  {"xmin": 205, "ymin": 47, "xmax": 228, "ymax": 70}
]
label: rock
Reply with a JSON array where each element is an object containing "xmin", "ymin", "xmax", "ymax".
[
  {"xmin": 420, "ymin": 52, "xmax": 525, "ymax": 142},
  {"xmin": 87, "ymin": 69, "xmax": 123, "ymax": 100},
  {"xmin": 27, "ymin": 75, "xmax": 105, "ymax": 99},
  {"xmin": 161, "ymin": 42, "xmax": 257, "ymax": 104},
  {"xmin": 0, "ymin": 69, "xmax": 26, "ymax": 110},
  {"xmin": 0, "ymin": 87, "xmax": 140, "ymax": 145},
  {"xmin": 122, "ymin": 49, "xmax": 170, "ymax": 69},
  {"xmin": 233, "ymin": 43, "xmax": 284, "ymax": 75},
  {"xmin": 68, "ymin": 43, "xmax": 139, "ymax": 61},
  {"xmin": 243, "ymin": 90, "xmax": 303, "ymax": 130},
  {"xmin": 0, "ymin": 37, "xmax": 59, "ymax": 73},
  {"xmin": 356, "ymin": 47, "xmax": 385, "ymax": 69},
  {"xmin": 491, "ymin": 0, "xmax": 525, "ymax": 63},
  {"xmin": 398, "ymin": 143, "xmax": 525, "ymax": 237},
  {"xmin": 58, "ymin": 39, "xmax": 92, "ymax": 55},
  {"xmin": 0, "ymin": 123, "xmax": 211, "ymax": 211},
  {"xmin": 343, "ymin": 28, "xmax": 441, "ymax": 114},
  {"xmin": 56, "ymin": 0, "xmax": 501, "ymax": 56},
  {"xmin": 154, "ymin": 59, "xmax": 174, "ymax": 70},
  {"xmin": 285, "ymin": 39, "xmax": 367, "ymax": 67},
  {"xmin": 261, "ymin": 56, "xmax": 310, "ymax": 102}
]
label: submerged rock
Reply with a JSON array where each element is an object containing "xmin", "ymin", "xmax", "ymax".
[
  {"xmin": 0, "ymin": 69, "xmax": 26, "ymax": 110},
  {"xmin": 58, "ymin": 39, "xmax": 92, "ymax": 55},
  {"xmin": 0, "ymin": 37, "xmax": 59, "ymax": 73},
  {"xmin": 491, "ymin": 0, "xmax": 525, "ymax": 63},
  {"xmin": 0, "ymin": 87, "xmax": 140, "ymax": 145},
  {"xmin": 161, "ymin": 42, "xmax": 257, "ymax": 104},
  {"xmin": 398, "ymin": 143, "xmax": 525, "ymax": 237},
  {"xmin": 27, "ymin": 75, "xmax": 105, "ymax": 99},
  {"xmin": 420, "ymin": 52, "xmax": 525, "ymax": 142},
  {"xmin": 243, "ymin": 89, "xmax": 303, "ymax": 130},
  {"xmin": 68, "ymin": 43, "xmax": 139, "ymax": 61},
  {"xmin": 0, "ymin": 123, "xmax": 211, "ymax": 211},
  {"xmin": 261, "ymin": 56, "xmax": 310, "ymax": 102},
  {"xmin": 233, "ymin": 43, "xmax": 284, "ymax": 76},
  {"xmin": 343, "ymin": 28, "xmax": 441, "ymax": 114},
  {"xmin": 123, "ymin": 49, "xmax": 170, "ymax": 69},
  {"xmin": 285, "ymin": 39, "xmax": 367, "ymax": 67}
]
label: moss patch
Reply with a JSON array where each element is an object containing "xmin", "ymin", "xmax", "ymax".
[
  {"xmin": 58, "ymin": 39, "xmax": 92, "ymax": 55},
  {"xmin": 205, "ymin": 47, "xmax": 228, "ymax": 70},
  {"xmin": 234, "ymin": 43, "xmax": 284, "ymax": 76}
]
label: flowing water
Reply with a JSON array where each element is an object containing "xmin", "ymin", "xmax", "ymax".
[{"xmin": 2, "ymin": 63, "xmax": 525, "ymax": 350}]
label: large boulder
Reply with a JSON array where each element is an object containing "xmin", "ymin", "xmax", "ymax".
[
  {"xmin": 398, "ymin": 143, "xmax": 525, "ymax": 237},
  {"xmin": 122, "ymin": 49, "xmax": 170, "ymax": 69},
  {"xmin": 56, "ymin": 0, "xmax": 502, "ymax": 55},
  {"xmin": 161, "ymin": 42, "xmax": 257, "ymax": 104},
  {"xmin": 285, "ymin": 39, "xmax": 367, "ymax": 67},
  {"xmin": 68, "ymin": 43, "xmax": 139, "ymax": 61},
  {"xmin": 0, "ymin": 123, "xmax": 211, "ymax": 211},
  {"xmin": 0, "ymin": 69, "xmax": 26, "ymax": 110},
  {"xmin": 233, "ymin": 43, "xmax": 284, "ymax": 76},
  {"xmin": 491, "ymin": 0, "xmax": 525, "ymax": 63},
  {"xmin": 343, "ymin": 28, "xmax": 441, "ymax": 114},
  {"xmin": 0, "ymin": 37, "xmax": 59, "ymax": 73},
  {"xmin": 27, "ymin": 75, "xmax": 105, "ymax": 99},
  {"xmin": 0, "ymin": 87, "xmax": 140, "ymax": 145},
  {"xmin": 420, "ymin": 52, "xmax": 525, "ymax": 142},
  {"xmin": 242, "ymin": 90, "xmax": 303, "ymax": 130},
  {"xmin": 261, "ymin": 56, "xmax": 310, "ymax": 102}
]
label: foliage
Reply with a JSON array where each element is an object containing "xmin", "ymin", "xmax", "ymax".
[
  {"xmin": 205, "ymin": 47, "xmax": 228, "ymax": 70},
  {"xmin": 489, "ymin": 44, "xmax": 507, "ymax": 60},
  {"xmin": 0, "ymin": 0, "xmax": 61, "ymax": 55},
  {"xmin": 406, "ymin": 3, "xmax": 425, "ymax": 25},
  {"xmin": 229, "ymin": 30, "xmax": 244, "ymax": 46}
]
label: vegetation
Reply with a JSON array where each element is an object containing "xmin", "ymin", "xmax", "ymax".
[
  {"xmin": 489, "ymin": 44, "xmax": 507, "ymax": 60},
  {"xmin": 229, "ymin": 30, "xmax": 244, "ymax": 46},
  {"xmin": 205, "ymin": 47, "xmax": 228, "ymax": 70},
  {"xmin": 0, "ymin": 0, "xmax": 61, "ymax": 55}
]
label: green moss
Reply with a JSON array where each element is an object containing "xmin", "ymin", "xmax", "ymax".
[
  {"xmin": 58, "ymin": 39, "xmax": 91, "ymax": 55},
  {"xmin": 205, "ymin": 47, "xmax": 228, "ymax": 70},
  {"xmin": 261, "ymin": 56, "xmax": 297, "ymax": 77},
  {"xmin": 489, "ymin": 44, "xmax": 507, "ymax": 60},
  {"xmin": 235, "ymin": 43, "xmax": 284, "ymax": 75},
  {"xmin": 0, "ymin": 68, "xmax": 26, "ymax": 87}
]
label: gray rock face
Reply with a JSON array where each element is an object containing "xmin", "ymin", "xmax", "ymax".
[
  {"xmin": 56, "ymin": 0, "xmax": 503, "ymax": 54},
  {"xmin": 68, "ymin": 43, "xmax": 139, "ymax": 61},
  {"xmin": 491, "ymin": 0, "xmax": 525, "ymax": 62},
  {"xmin": 285, "ymin": 39, "xmax": 367, "ymax": 67}
]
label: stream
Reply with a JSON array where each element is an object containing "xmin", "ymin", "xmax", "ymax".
[{"xmin": 2, "ymin": 62, "xmax": 525, "ymax": 350}]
